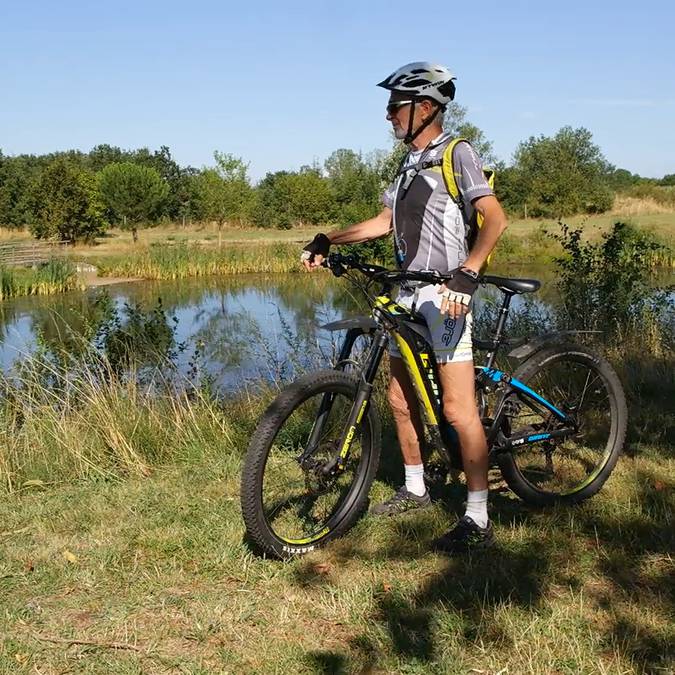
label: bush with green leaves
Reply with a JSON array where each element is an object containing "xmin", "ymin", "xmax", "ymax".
[
  {"xmin": 622, "ymin": 183, "xmax": 675, "ymax": 208},
  {"xmin": 552, "ymin": 221, "xmax": 669, "ymax": 339},
  {"xmin": 510, "ymin": 126, "xmax": 613, "ymax": 218},
  {"xmin": 252, "ymin": 168, "xmax": 336, "ymax": 228},
  {"xmin": 29, "ymin": 157, "xmax": 107, "ymax": 242},
  {"xmin": 324, "ymin": 148, "xmax": 382, "ymax": 226}
]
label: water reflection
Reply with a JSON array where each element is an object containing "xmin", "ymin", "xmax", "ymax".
[
  {"xmin": 0, "ymin": 266, "xmax": 671, "ymax": 392},
  {"xmin": 0, "ymin": 274, "xmax": 351, "ymax": 390}
]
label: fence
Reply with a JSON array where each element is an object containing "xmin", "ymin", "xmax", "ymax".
[{"xmin": 0, "ymin": 240, "xmax": 69, "ymax": 267}]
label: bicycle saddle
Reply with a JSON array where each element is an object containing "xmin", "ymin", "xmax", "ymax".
[{"xmin": 482, "ymin": 276, "xmax": 541, "ymax": 294}]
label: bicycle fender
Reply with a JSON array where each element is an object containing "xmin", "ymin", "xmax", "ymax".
[
  {"xmin": 320, "ymin": 316, "xmax": 377, "ymax": 333},
  {"xmin": 508, "ymin": 330, "xmax": 602, "ymax": 360}
]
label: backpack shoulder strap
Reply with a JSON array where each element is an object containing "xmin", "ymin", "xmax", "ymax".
[{"xmin": 441, "ymin": 137, "xmax": 468, "ymax": 207}]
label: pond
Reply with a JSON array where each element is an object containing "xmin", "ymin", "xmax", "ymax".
[{"xmin": 0, "ymin": 265, "xmax": 671, "ymax": 392}]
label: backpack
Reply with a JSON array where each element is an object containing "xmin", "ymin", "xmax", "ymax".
[
  {"xmin": 440, "ymin": 138, "xmax": 495, "ymax": 270},
  {"xmin": 394, "ymin": 137, "xmax": 495, "ymax": 270}
]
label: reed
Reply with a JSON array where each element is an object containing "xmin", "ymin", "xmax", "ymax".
[
  {"xmin": 0, "ymin": 259, "xmax": 83, "ymax": 300},
  {"xmin": 0, "ymin": 348, "xmax": 268, "ymax": 492},
  {"xmin": 96, "ymin": 242, "xmax": 300, "ymax": 280}
]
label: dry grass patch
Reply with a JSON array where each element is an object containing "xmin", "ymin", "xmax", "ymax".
[
  {"xmin": 1, "ymin": 440, "xmax": 672, "ymax": 673},
  {"xmin": 612, "ymin": 195, "xmax": 675, "ymax": 216}
]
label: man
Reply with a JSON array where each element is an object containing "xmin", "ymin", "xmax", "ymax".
[{"xmin": 301, "ymin": 62, "xmax": 508, "ymax": 553}]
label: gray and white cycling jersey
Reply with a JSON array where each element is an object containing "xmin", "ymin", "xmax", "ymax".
[{"xmin": 382, "ymin": 133, "xmax": 493, "ymax": 273}]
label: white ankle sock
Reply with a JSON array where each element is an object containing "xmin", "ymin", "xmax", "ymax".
[
  {"xmin": 404, "ymin": 463, "xmax": 426, "ymax": 496},
  {"xmin": 464, "ymin": 489, "xmax": 489, "ymax": 528}
]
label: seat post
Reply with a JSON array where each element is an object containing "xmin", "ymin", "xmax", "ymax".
[{"xmin": 484, "ymin": 291, "xmax": 513, "ymax": 369}]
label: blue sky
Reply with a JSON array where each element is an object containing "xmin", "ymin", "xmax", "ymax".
[{"xmin": 1, "ymin": 0, "xmax": 673, "ymax": 179}]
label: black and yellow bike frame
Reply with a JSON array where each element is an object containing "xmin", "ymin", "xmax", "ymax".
[
  {"xmin": 311, "ymin": 290, "xmax": 459, "ymax": 478},
  {"xmin": 316, "ymin": 286, "xmax": 580, "ymax": 479}
]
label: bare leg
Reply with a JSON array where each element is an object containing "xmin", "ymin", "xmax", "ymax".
[
  {"xmin": 432, "ymin": 358, "xmax": 495, "ymax": 548},
  {"xmin": 387, "ymin": 355, "xmax": 425, "ymax": 466},
  {"xmin": 437, "ymin": 360, "xmax": 488, "ymax": 491}
]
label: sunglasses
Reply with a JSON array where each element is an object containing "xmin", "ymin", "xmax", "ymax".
[{"xmin": 386, "ymin": 100, "xmax": 414, "ymax": 115}]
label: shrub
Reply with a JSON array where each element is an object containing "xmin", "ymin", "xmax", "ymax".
[{"xmin": 552, "ymin": 221, "xmax": 670, "ymax": 339}]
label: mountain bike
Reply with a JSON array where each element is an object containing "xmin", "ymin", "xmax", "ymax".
[{"xmin": 240, "ymin": 254, "xmax": 627, "ymax": 559}]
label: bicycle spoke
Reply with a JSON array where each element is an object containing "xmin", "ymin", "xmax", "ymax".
[
  {"xmin": 506, "ymin": 350, "xmax": 619, "ymax": 498},
  {"xmin": 260, "ymin": 387, "xmax": 367, "ymax": 543}
]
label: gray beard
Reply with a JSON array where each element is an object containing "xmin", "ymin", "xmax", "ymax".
[{"xmin": 393, "ymin": 125, "xmax": 408, "ymax": 140}]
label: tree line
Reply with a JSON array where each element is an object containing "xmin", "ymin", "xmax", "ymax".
[{"xmin": 0, "ymin": 104, "xmax": 671, "ymax": 242}]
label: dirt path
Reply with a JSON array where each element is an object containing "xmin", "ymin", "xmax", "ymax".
[{"xmin": 78, "ymin": 270, "xmax": 141, "ymax": 287}]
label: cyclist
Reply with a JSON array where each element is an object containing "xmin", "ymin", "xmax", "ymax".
[{"xmin": 302, "ymin": 62, "xmax": 509, "ymax": 553}]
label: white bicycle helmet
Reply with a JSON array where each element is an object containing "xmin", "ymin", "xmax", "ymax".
[{"xmin": 377, "ymin": 62, "xmax": 456, "ymax": 106}]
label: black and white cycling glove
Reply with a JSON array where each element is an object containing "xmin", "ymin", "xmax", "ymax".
[
  {"xmin": 441, "ymin": 267, "xmax": 480, "ymax": 308},
  {"xmin": 301, "ymin": 233, "xmax": 331, "ymax": 264}
]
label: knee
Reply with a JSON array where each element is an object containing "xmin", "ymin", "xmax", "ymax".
[{"xmin": 442, "ymin": 397, "xmax": 475, "ymax": 429}]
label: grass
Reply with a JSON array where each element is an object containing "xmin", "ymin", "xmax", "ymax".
[
  {"xmin": 0, "ymin": 259, "xmax": 83, "ymax": 300},
  {"xmin": 0, "ymin": 341, "xmax": 672, "ymax": 673},
  {"xmin": 93, "ymin": 241, "xmax": 301, "ymax": 280},
  {"xmin": 76, "ymin": 208, "xmax": 674, "ymax": 281},
  {"xmin": 1, "ymin": 200, "xmax": 673, "ymax": 271}
]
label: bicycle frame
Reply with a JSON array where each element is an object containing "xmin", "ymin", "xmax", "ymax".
[
  {"xmin": 479, "ymin": 367, "xmax": 577, "ymax": 452},
  {"xmin": 309, "ymin": 290, "xmax": 458, "ymax": 476},
  {"xmin": 313, "ymin": 285, "xmax": 579, "ymax": 477}
]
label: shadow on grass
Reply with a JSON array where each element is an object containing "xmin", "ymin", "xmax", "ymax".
[
  {"xmin": 577, "ymin": 469, "xmax": 675, "ymax": 672},
  {"xmin": 304, "ymin": 651, "xmax": 349, "ymax": 674},
  {"xmin": 297, "ymin": 467, "xmax": 674, "ymax": 672},
  {"xmin": 295, "ymin": 350, "xmax": 675, "ymax": 672}
]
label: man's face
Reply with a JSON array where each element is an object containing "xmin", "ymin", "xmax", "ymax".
[
  {"xmin": 386, "ymin": 99, "xmax": 414, "ymax": 140},
  {"xmin": 386, "ymin": 97, "xmax": 436, "ymax": 140}
]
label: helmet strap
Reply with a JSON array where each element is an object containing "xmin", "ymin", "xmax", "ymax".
[{"xmin": 403, "ymin": 101, "xmax": 443, "ymax": 145}]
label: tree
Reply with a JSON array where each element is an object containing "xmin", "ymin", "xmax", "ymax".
[
  {"xmin": 252, "ymin": 168, "xmax": 335, "ymax": 229},
  {"xmin": 195, "ymin": 169, "xmax": 230, "ymax": 236},
  {"xmin": 99, "ymin": 162, "xmax": 168, "ymax": 242},
  {"xmin": 30, "ymin": 158, "xmax": 107, "ymax": 242},
  {"xmin": 174, "ymin": 167, "xmax": 202, "ymax": 225},
  {"xmin": 493, "ymin": 162, "xmax": 528, "ymax": 215},
  {"xmin": 88, "ymin": 145, "xmax": 184, "ymax": 220},
  {"xmin": 324, "ymin": 149, "xmax": 382, "ymax": 224},
  {"xmin": 136, "ymin": 146, "xmax": 182, "ymax": 220},
  {"xmin": 511, "ymin": 126, "xmax": 613, "ymax": 218},
  {"xmin": 87, "ymin": 144, "xmax": 127, "ymax": 172},
  {"xmin": 195, "ymin": 153, "xmax": 254, "ymax": 244},
  {"xmin": 606, "ymin": 168, "xmax": 642, "ymax": 191},
  {"xmin": 0, "ymin": 152, "xmax": 46, "ymax": 228}
]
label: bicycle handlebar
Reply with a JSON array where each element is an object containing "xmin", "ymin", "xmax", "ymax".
[{"xmin": 321, "ymin": 252, "xmax": 452, "ymax": 287}]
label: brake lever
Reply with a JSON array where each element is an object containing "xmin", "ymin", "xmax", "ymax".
[{"xmin": 322, "ymin": 254, "xmax": 345, "ymax": 277}]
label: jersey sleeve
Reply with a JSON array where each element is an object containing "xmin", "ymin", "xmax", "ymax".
[
  {"xmin": 381, "ymin": 180, "xmax": 396, "ymax": 209},
  {"xmin": 454, "ymin": 141, "xmax": 493, "ymax": 204}
]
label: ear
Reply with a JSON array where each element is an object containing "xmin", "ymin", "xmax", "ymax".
[{"xmin": 420, "ymin": 99, "xmax": 436, "ymax": 120}]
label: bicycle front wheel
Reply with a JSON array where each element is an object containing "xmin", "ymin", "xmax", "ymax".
[
  {"xmin": 497, "ymin": 343, "xmax": 627, "ymax": 506},
  {"xmin": 240, "ymin": 370, "xmax": 381, "ymax": 559}
]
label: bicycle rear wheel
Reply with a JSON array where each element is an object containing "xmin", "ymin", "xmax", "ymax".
[
  {"xmin": 240, "ymin": 370, "xmax": 381, "ymax": 558},
  {"xmin": 497, "ymin": 343, "xmax": 627, "ymax": 505}
]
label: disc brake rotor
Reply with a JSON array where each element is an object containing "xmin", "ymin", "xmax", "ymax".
[{"xmin": 300, "ymin": 441, "xmax": 341, "ymax": 495}]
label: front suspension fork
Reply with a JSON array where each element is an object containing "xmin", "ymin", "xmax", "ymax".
[{"xmin": 319, "ymin": 330, "xmax": 388, "ymax": 476}]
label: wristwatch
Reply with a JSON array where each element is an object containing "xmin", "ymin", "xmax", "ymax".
[{"xmin": 459, "ymin": 267, "xmax": 479, "ymax": 282}]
